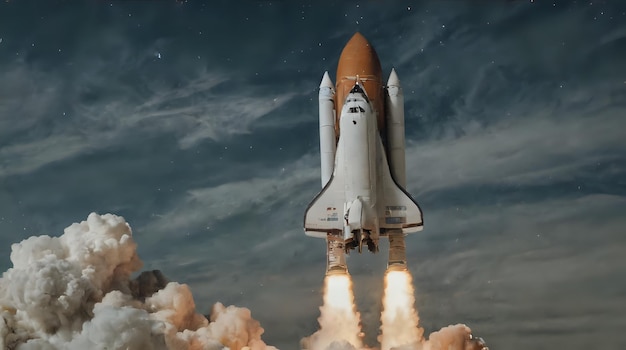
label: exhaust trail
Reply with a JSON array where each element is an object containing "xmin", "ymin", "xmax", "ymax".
[
  {"xmin": 302, "ymin": 274, "xmax": 363, "ymax": 350},
  {"xmin": 379, "ymin": 270, "xmax": 423, "ymax": 350},
  {"xmin": 379, "ymin": 269, "xmax": 489, "ymax": 350}
]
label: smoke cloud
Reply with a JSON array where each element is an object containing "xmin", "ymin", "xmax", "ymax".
[{"xmin": 0, "ymin": 213, "xmax": 277, "ymax": 350}]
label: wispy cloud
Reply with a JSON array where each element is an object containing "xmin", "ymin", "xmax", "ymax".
[
  {"xmin": 405, "ymin": 101, "xmax": 625, "ymax": 195},
  {"xmin": 144, "ymin": 154, "xmax": 319, "ymax": 236},
  {"xmin": 0, "ymin": 59, "xmax": 298, "ymax": 178}
]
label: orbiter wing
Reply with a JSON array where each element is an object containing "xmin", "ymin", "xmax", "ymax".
[
  {"xmin": 376, "ymin": 136, "xmax": 423, "ymax": 234},
  {"xmin": 304, "ymin": 142, "xmax": 346, "ymax": 238}
]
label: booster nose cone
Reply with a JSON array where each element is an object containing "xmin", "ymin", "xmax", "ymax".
[
  {"xmin": 387, "ymin": 68, "xmax": 400, "ymax": 87},
  {"xmin": 320, "ymin": 71, "xmax": 334, "ymax": 90}
]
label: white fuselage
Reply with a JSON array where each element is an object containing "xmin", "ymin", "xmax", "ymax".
[{"xmin": 337, "ymin": 91, "xmax": 379, "ymax": 240}]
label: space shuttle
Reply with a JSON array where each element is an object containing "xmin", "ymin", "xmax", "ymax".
[{"xmin": 304, "ymin": 33, "xmax": 423, "ymax": 275}]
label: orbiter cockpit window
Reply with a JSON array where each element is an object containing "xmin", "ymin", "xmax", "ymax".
[{"xmin": 348, "ymin": 106, "xmax": 365, "ymax": 113}]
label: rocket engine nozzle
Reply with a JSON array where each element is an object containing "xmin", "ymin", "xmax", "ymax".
[
  {"xmin": 387, "ymin": 231, "xmax": 408, "ymax": 271},
  {"xmin": 326, "ymin": 234, "xmax": 348, "ymax": 276}
]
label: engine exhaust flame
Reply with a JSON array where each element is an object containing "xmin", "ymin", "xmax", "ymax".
[
  {"xmin": 379, "ymin": 270, "xmax": 423, "ymax": 350},
  {"xmin": 302, "ymin": 274, "xmax": 363, "ymax": 350}
]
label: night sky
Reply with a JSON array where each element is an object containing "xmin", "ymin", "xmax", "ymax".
[{"xmin": 1, "ymin": 1, "xmax": 625, "ymax": 349}]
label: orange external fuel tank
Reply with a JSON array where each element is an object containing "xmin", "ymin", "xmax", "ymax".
[{"xmin": 335, "ymin": 32, "xmax": 386, "ymax": 133}]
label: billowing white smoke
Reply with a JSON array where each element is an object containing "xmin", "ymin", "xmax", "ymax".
[
  {"xmin": 0, "ymin": 213, "xmax": 277, "ymax": 350},
  {"xmin": 423, "ymin": 324, "xmax": 486, "ymax": 350}
]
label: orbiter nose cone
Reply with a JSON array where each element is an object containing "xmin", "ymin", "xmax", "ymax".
[{"xmin": 350, "ymin": 83, "xmax": 364, "ymax": 94}]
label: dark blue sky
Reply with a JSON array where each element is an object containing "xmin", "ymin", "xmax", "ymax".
[{"xmin": 1, "ymin": 1, "xmax": 625, "ymax": 349}]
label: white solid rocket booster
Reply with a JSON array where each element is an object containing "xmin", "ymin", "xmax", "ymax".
[
  {"xmin": 319, "ymin": 72, "xmax": 347, "ymax": 275},
  {"xmin": 318, "ymin": 71, "xmax": 336, "ymax": 188},
  {"xmin": 385, "ymin": 68, "xmax": 406, "ymax": 187},
  {"xmin": 385, "ymin": 68, "xmax": 409, "ymax": 270}
]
